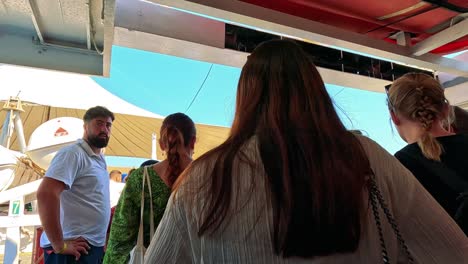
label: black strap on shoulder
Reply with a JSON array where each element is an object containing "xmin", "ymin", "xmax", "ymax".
[{"xmin": 399, "ymin": 149, "xmax": 468, "ymax": 192}]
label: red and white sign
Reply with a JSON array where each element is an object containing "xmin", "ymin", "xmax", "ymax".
[{"xmin": 54, "ymin": 127, "xmax": 69, "ymax": 137}]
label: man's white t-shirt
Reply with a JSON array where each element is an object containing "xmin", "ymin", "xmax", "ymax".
[{"xmin": 40, "ymin": 139, "xmax": 110, "ymax": 247}]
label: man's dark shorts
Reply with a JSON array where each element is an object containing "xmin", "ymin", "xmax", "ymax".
[{"xmin": 42, "ymin": 244, "xmax": 104, "ymax": 264}]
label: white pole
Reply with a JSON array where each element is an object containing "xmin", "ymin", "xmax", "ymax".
[
  {"xmin": 151, "ymin": 133, "xmax": 157, "ymax": 160},
  {"xmin": 0, "ymin": 111, "xmax": 10, "ymax": 147},
  {"xmin": 4, "ymin": 110, "xmax": 15, "ymax": 149},
  {"xmin": 13, "ymin": 111, "xmax": 27, "ymax": 153}
]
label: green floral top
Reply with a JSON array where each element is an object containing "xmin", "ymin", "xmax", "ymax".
[{"xmin": 103, "ymin": 166, "xmax": 171, "ymax": 264}]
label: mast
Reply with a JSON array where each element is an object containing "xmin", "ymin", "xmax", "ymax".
[{"xmin": 1, "ymin": 96, "xmax": 26, "ymax": 153}]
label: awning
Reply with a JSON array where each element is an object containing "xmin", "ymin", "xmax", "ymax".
[{"xmin": 0, "ymin": 105, "xmax": 230, "ymax": 159}]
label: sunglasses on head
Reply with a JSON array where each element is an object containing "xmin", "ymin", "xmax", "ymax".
[
  {"xmin": 384, "ymin": 84, "xmax": 392, "ymax": 93},
  {"xmin": 385, "ymin": 84, "xmax": 394, "ymax": 110}
]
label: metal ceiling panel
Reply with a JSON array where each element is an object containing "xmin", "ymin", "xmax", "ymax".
[
  {"xmin": 0, "ymin": 0, "xmax": 33, "ymax": 29},
  {"xmin": 0, "ymin": 0, "xmax": 115, "ymax": 76},
  {"xmin": 34, "ymin": 0, "xmax": 89, "ymax": 45},
  {"xmin": 115, "ymin": 0, "xmax": 224, "ymax": 48}
]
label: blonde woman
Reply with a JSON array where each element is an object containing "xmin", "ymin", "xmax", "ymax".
[{"xmin": 387, "ymin": 73, "xmax": 468, "ymax": 235}]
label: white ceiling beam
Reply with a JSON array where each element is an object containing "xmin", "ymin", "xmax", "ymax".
[
  {"xmin": 115, "ymin": 0, "xmax": 225, "ymax": 48},
  {"xmin": 145, "ymin": 0, "xmax": 468, "ymax": 77},
  {"xmin": 114, "ymin": 27, "xmax": 391, "ymax": 93},
  {"xmin": 114, "ymin": 27, "xmax": 247, "ymax": 68},
  {"xmin": 412, "ymin": 19, "xmax": 468, "ymax": 56}
]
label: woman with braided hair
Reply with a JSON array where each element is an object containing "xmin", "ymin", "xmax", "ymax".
[
  {"xmin": 387, "ymin": 72, "xmax": 468, "ymax": 235},
  {"xmin": 104, "ymin": 113, "xmax": 196, "ymax": 264}
]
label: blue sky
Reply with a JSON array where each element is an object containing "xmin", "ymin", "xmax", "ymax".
[
  {"xmin": 94, "ymin": 46, "xmax": 239, "ymax": 127},
  {"xmin": 94, "ymin": 45, "xmax": 406, "ymax": 168}
]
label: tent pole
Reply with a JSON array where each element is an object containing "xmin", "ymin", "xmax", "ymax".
[{"xmin": 152, "ymin": 133, "xmax": 157, "ymax": 160}]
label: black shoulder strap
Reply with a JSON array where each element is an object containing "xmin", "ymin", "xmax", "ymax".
[{"xmin": 399, "ymin": 149, "xmax": 468, "ymax": 192}]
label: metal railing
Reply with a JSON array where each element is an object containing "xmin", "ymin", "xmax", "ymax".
[{"xmin": 0, "ymin": 179, "xmax": 42, "ymax": 264}]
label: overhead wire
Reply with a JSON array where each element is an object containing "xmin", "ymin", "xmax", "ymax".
[{"xmin": 185, "ymin": 64, "xmax": 214, "ymax": 113}]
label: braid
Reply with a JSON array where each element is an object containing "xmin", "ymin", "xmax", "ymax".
[
  {"xmin": 413, "ymin": 87, "xmax": 436, "ymax": 131},
  {"xmin": 160, "ymin": 112, "xmax": 196, "ymax": 187},
  {"xmin": 163, "ymin": 126, "xmax": 184, "ymax": 187},
  {"xmin": 412, "ymin": 87, "xmax": 443, "ymax": 161}
]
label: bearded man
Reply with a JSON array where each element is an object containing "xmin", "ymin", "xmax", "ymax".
[{"xmin": 37, "ymin": 106, "xmax": 115, "ymax": 264}]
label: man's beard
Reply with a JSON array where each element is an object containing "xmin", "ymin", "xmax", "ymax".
[{"xmin": 88, "ymin": 134, "xmax": 109, "ymax": 148}]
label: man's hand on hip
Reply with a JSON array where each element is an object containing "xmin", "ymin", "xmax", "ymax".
[{"xmin": 54, "ymin": 237, "xmax": 91, "ymax": 261}]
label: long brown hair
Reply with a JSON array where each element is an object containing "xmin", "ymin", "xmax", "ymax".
[
  {"xmin": 160, "ymin": 113, "xmax": 196, "ymax": 187},
  {"xmin": 183, "ymin": 40, "xmax": 370, "ymax": 257},
  {"xmin": 387, "ymin": 73, "xmax": 448, "ymax": 161}
]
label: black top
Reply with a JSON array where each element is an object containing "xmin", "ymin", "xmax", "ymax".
[{"xmin": 395, "ymin": 134, "xmax": 468, "ymax": 217}]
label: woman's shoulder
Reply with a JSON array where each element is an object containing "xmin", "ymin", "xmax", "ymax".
[
  {"xmin": 189, "ymin": 136, "xmax": 258, "ymax": 171},
  {"xmin": 127, "ymin": 165, "xmax": 162, "ymax": 178},
  {"xmin": 438, "ymin": 133, "xmax": 468, "ymax": 149},
  {"xmin": 126, "ymin": 166, "xmax": 170, "ymax": 199},
  {"xmin": 354, "ymin": 134, "xmax": 388, "ymax": 158},
  {"xmin": 354, "ymin": 135, "xmax": 407, "ymax": 180},
  {"xmin": 125, "ymin": 167, "xmax": 143, "ymax": 185},
  {"xmin": 125, "ymin": 166, "xmax": 161, "ymax": 186},
  {"xmin": 394, "ymin": 143, "xmax": 419, "ymax": 161},
  {"xmin": 141, "ymin": 165, "xmax": 171, "ymax": 189}
]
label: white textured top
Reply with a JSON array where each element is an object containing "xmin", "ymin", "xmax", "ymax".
[{"xmin": 145, "ymin": 136, "xmax": 468, "ymax": 263}]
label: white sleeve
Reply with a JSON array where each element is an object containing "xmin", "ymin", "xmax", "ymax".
[
  {"xmin": 144, "ymin": 192, "xmax": 192, "ymax": 264},
  {"xmin": 44, "ymin": 149, "xmax": 81, "ymax": 189}
]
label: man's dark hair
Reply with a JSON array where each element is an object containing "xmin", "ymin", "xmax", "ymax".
[{"xmin": 83, "ymin": 106, "xmax": 115, "ymax": 123}]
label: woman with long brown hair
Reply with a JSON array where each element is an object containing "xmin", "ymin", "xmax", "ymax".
[
  {"xmin": 145, "ymin": 40, "xmax": 467, "ymax": 263},
  {"xmin": 104, "ymin": 113, "xmax": 196, "ymax": 264}
]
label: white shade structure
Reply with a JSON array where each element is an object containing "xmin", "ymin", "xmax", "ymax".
[
  {"xmin": 0, "ymin": 64, "xmax": 230, "ymax": 160},
  {"xmin": 0, "ymin": 64, "xmax": 162, "ymax": 118}
]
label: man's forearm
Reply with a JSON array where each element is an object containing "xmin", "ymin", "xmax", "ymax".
[{"xmin": 38, "ymin": 192, "xmax": 64, "ymax": 250}]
